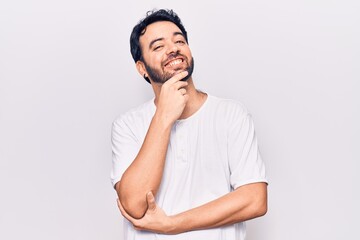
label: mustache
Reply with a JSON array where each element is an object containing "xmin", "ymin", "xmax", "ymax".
[{"xmin": 163, "ymin": 53, "xmax": 186, "ymax": 64}]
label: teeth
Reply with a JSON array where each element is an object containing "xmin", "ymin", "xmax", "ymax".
[{"xmin": 168, "ymin": 59, "xmax": 182, "ymax": 66}]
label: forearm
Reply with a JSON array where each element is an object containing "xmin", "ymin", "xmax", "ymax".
[
  {"xmin": 170, "ymin": 182, "xmax": 267, "ymax": 234},
  {"xmin": 117, "ymin": 112, "xmax": 173, "ymax": 219}
]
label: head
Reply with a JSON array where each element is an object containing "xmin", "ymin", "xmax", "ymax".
[{"xmin": 130, "ymin": 9, "xmax": 194, "ymax": 84}]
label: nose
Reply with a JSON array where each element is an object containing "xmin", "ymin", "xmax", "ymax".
[{"xmin": 166, "ymin": 41, "xmax": 179, "ymax": 55}]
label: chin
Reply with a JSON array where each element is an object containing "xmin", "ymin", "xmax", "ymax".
[{"xmin": 181, "ymin": 74, "xmax": 191, "ymax": 81}]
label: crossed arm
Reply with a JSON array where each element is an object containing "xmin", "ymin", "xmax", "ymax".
[
  {"xmin": 117, "ymin": 182, "xmax": 267, "ymax": 234},
  {"xmin": 115, "ymin": 71, "xmax": 267, "ymax": 233},
  {"xmin": 116, "ymin": 116, "xmax": 267, "ymax": 233},
  {"xmin": 116, "ymin": 121, "xmax": 267, "ymax": 233}
]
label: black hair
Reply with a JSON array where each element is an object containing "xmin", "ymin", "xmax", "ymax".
[{"xmin": 130, "ymin": 9, "xmax": 189, "ymax": 69}]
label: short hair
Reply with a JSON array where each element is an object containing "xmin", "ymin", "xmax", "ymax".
[{"xmin": 130, "ymin": 9, "xmax": 188, "ymax": 63}]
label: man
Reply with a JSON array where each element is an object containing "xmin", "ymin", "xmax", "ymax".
[{"xmin": 111, "ymin": 9, "xmax": 268, "ymax": 240}]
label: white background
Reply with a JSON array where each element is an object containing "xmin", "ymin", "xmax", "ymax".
[{"xmin": 1, "ymin": 0, "xmax": 359, "ymax": 239}]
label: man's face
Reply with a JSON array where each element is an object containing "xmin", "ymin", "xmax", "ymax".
[{"xmin": 138, "ymin": 21, "xmax": 194, "ymax": 84}]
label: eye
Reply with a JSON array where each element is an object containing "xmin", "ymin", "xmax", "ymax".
[
  {"xmin": 153, "ymin": 45, "xmax": 163, "ymax": 51},
  {"xmin": 175, "ymin": 40, "xmax": 185, "ymax": 44}
]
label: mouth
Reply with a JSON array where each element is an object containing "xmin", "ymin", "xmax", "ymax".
[{"xmin": 164, "ymin": 57, "xmax": 185, "ymax": 68}]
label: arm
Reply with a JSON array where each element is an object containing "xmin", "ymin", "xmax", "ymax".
[
  {"xmin": 117, "ymin": 182, "xmax": 267, "ymax": 234},
  {"xmin": 116, "ymin": 71, "xmax": 189, "ymax": 219},
  {"xmin": 170, "ymin": 182, "xmax": 267, "ymax": 233}
]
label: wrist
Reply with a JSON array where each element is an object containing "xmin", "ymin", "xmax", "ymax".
[
  {"xmin": 167, "ymin": 214, "xmax": 185, "ymax": 235},
  {"xmin": 153, "ymin": 110, "xmax": 175, "ymax": 128}
]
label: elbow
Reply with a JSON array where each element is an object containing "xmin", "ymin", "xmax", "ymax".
[
  {"xmin": 116, "ymin": 182, "xmax": 148, "ymax": 219},
  {"xmin": 255, "ymin": 200, "xmax": 267, "ymax": 217},
  {"xmin": 120, "ymin": 197, "xmax": 148, "ymax": 219},
  {"xmin": 252, "ymin": 196, "xmax": 268, "ymax": 218},
  {"xmin": 252, "ymin": 183, "xmax": 268, "ymax": 218}
]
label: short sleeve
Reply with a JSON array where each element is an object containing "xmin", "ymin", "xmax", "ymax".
[
  {"xmin": 228, "ymin": 111, "xmax": 267, "ymax": 189},
  {"xmin": 110, "ymin": 118, "xmax": 140, "ymax": 188}
]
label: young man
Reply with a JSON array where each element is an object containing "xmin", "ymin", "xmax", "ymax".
[{"xmin": 111, "ymin": 9, "xmax": 268, "ymax": 240}]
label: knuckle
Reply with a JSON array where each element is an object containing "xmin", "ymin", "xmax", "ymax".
[{"xmin": 133, "ymin": 222, "xmax": 141, "ymax": 228}]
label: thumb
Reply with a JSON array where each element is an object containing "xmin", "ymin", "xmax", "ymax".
[
  {"xmin": 146, "ymin": 191, "xmax": 156, "ymax": 210},
  {"xmin": 116, "ymin": 198, "xmax": 122, "ymax": 210}
]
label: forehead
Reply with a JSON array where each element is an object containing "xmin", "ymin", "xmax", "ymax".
[{"xmin": 139, "ymin": 21, "xmax": 183, "ymax": 47}]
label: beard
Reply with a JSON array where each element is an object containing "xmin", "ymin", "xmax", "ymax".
[{"xmin": 144, "ymin": 56, "xmax": 194, "ymax": 84}]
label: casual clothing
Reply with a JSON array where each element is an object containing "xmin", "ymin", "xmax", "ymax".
[{"xmin": 111, "ymin": 94, "xmax": 267, "ymax": 240}]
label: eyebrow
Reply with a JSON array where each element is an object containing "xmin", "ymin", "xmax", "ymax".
[
  {"xmin": 148, "ymin": 31, "xmax": 185, "ymax": 49},
  {"xmin": 149, "ymin": 37, "xmax": 164, "ymax": 49}
]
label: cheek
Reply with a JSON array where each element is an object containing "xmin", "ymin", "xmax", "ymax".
[
  {"xmin": 146, "ymin": 51, "xmax": 162, "ymax": 62},
  {"xmin": 182, "ymin": 47, "xmax": 192, "ymax": 59},
  {"xmin": 144, "ymin": 56, "xmax": 162, "ymax": 69}
]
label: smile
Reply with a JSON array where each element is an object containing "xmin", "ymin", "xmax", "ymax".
[{"xmin": 165, "ymin": 58, "xmax": 184, "ymax": 67}]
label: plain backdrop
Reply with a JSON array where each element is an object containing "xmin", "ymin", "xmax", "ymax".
[{"xmin": 0, "ymin": 0, "xmax": 359, "ymax": 239}]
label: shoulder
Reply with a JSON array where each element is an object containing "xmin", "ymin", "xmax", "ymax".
[
  {"xmin": 112, "ymin": 99, "xmax": 155, "ymax": 130},
  {"xmin": 207, "ymin": 95, "xmax": 250, "ymax": 120}
]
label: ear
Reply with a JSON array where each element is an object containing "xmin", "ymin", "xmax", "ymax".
[
  {"xmin": 136, "ymin": 60, "xmax": 147, "ymax": 77},
  {"xmin": 136, "ymin": 60, "xmax": 151, "ymax": 83}
]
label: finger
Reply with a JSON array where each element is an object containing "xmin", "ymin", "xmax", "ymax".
[
  {"xmin": 179, "ymin": 88, "xmax": 187, "ymax": 95},
  {"xmin": 116, "ymin": 199, "xmax": 127, "ymax": 216},
  {"xmin": 116, "ymin": 198, "xmax": 121, "ymax": 210},
  {"xmin": 172, "ymin": 80, "xmax": 188, "ymax": 90},
  {"xmin": 166, "ymin": 71, "xmax": 188, "ymax": 85},
  {"xmin": 117, "ymin": 199, "xmax": 136, "ymax": 222},
  {"xmin": 146, "ymin": 191, "xmax": 156, "ymax": 211},
  {"xmin": 134, "ymin": 226, "xmax": 142, "ymax": 231}
]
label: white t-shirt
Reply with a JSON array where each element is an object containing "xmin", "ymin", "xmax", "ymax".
[{"xmin": 111, "ymin": 94, "xmax": 267, "ymax": 240}]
